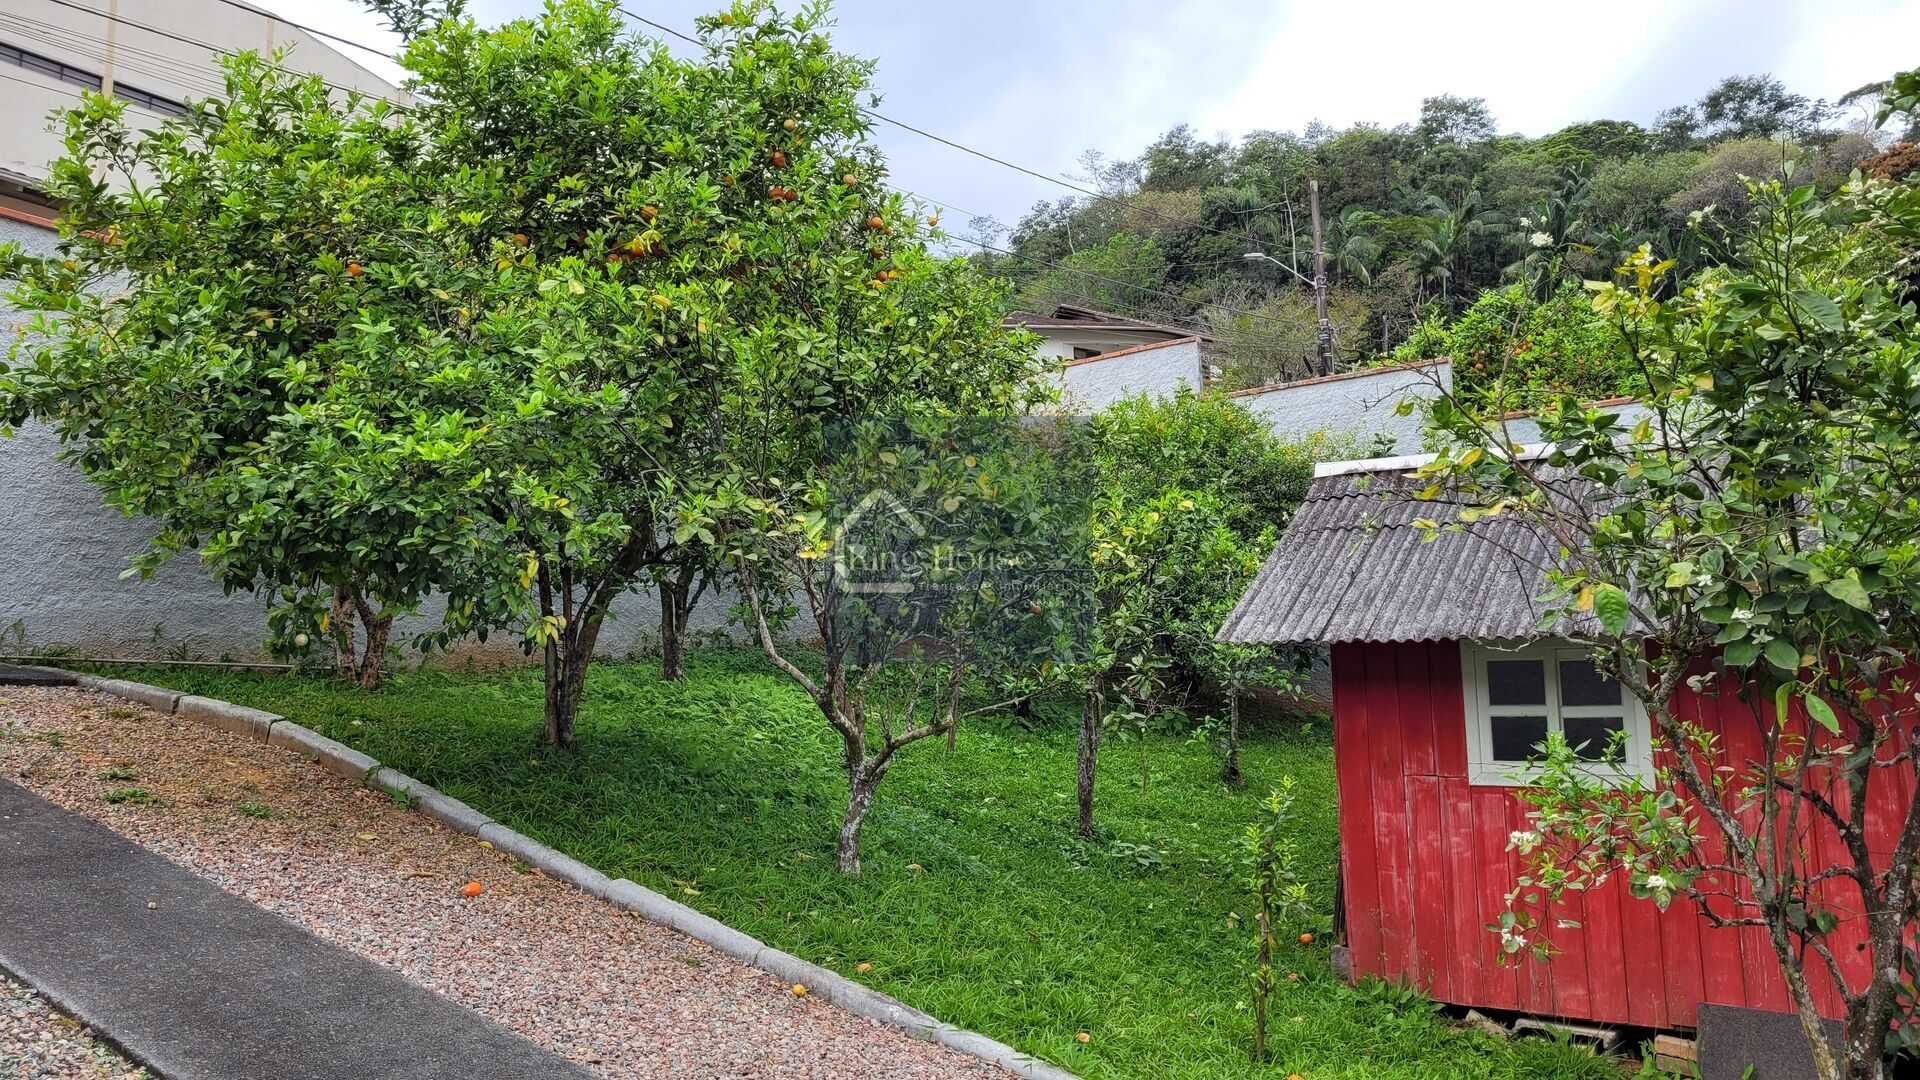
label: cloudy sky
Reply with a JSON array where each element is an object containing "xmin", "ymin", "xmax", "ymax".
[{"xmin": 284, "ymin": 0, "xmax": 1920, "ymax": 247}]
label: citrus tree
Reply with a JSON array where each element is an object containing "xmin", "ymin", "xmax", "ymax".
[
  {"xmin": 1072, "ymin": 391, "xmax": 1324, "ymax": 796},
  {"xmin": 389, "ymin": 0, "xmax": 1047, "ymax": 746},
  {"xmin": 0, "ymin": 56, "xmax": 471, "ymax": 689},
  {"xmin": 1416, "ymin": 176, "xmax": 1920, "ymax": 1080}
]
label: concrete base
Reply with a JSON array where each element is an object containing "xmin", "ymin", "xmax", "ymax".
[
  {"xmin": 0, "ymin": 664, "xmax": 77, "ymax": 686},
  {"xmin": 1699, "ymin": 1002, "xmax": 1844, "ymax": 1080}
]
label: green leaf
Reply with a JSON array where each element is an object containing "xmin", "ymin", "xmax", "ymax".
[
  {"xmin": 1822, "ymin": 574, "xmax": 1873, "ymax": 612},
  {"xmin": 1802, "ymin": 693, "xmax": 1839, "ymax": 734},
  {"xmin": 1592, "ymin": 583, "xmax": 1630, "ymax": 636},
  {"xmin": 1764, "ymin": 637, "xmax": 1802, "ymax": 674},
  {"xmin": 1791, "ymin": 289, "xmax": 1843, "ymax": 332},
  {"xmin": 1723, "ymin": 639, "xmax": 1760, "ymax": 667}
]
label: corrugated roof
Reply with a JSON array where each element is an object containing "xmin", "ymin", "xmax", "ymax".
[
  {"xmin": 1002, "ymin": 304, "xmax": 1214, "ymax": 342},
  {"xmin": 1217, "ymin": 463, "xmax": 1599, "ymax": 645}
]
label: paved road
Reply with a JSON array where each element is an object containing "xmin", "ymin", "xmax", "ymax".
[{"xmin": 0, "ymin": 778, "xmax": 593, "ymax": 1080}]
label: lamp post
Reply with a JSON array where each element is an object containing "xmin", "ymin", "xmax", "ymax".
[{"xmin": 1243, "ymin": 178, "xmax": 1334, "ymax": 377}]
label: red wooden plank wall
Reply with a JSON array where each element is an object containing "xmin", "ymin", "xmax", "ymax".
[{"xmin": 1329, "ymin": 639, "xmax": 1913, "ymax": 1030}]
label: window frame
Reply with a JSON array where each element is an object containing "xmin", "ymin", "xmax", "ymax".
[{"xmin": 1460, "ymin": 639, "xmax": 1652, "ymax": 787}]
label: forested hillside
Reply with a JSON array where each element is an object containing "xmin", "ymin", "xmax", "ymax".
[{"xmin": 975, "ymin": 73, "xmax": 1920, "ymax": 403}]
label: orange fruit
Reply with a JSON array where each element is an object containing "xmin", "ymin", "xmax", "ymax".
[
  {"xmin": 867, "ymin": 215, "xmax": 885, "ymax": 230},
  {"xmin": 345, "ymin": 262, "xmax": 363, "ymax": 277},
  {"xmin": 783, "ymin": 118, "xmax": 799, "ymax": 131},
  {"xmin": 856, "ymin": 962, "xmax": 872, "ymax": 974},
  {"xmin": 1300, "ymin": 932, "xmax": 1315, "ymax": 945},
  {"xmin": 1076, "ymin": 1032, "xmax": 1090, "ymax": 1043},
  {"xmin": 641, "ymin": 205, "xmax": 658, "ymax": 220},
  {"xmin": 790, "ymin": 983, "xmax": 807, "ymax": 996},
  {"xmin": 771, "ymin": 151, "xmax": 787, "ymax": 168},
  {"xmin": 460, "ymin": 881, "xmax": 483, "ymax": 897},
  {"xmin": 843, "ymin": 174, "xmax": 858, "ymax": 186}
]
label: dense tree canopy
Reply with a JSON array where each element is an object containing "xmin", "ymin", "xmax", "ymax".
[{"xmin": 978, "ymin": 71, "xmax": 1917, "ymax": 392}]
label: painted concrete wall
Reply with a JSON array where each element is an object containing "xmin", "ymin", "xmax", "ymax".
[
  {"xmin": 1495, "ymin": 399, "xmax": 1650, "ymax": 445},
  {"xmin": 1, "ymin": 0, "xmax": 409, "ymax": 191},
  {"xmin": 1054, "ymin": 338, "xmax": 1203, "ymax": 413},
  {"xmin": 1231, "ymin": 361, "xmax": 1451, "ymax": 453},
  {"xmin": 1030, "ymin": 327, "xmax": 1184, "ymax": 362}
]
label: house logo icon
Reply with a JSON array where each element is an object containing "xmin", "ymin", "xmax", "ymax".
[{"xmin": 833, "ymin": 488, "xmax": 928, "ymax": 595}]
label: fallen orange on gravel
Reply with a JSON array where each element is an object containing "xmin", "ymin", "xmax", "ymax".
[
  {"xmin": 790, "ymin": 983, "xmax": 807, "ymax": 997},
  {"xmin": 460, "ymin": 881, "xmax": 484, "ymax": 897}
]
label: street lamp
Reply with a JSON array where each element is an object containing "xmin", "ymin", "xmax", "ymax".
[{"xmin": 1240, "ymin": 183, "xmax": 1334, "ymax": 376}]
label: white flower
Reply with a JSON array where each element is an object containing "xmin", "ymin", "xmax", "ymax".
[
  {"xmin": 1529, "ymin": 231, "xmax": 1554, "ymax": 249},
  {"xmin": 1731, "ymin": 608, "xmax": 1754, "ymax": 623},
  {"xmin": 1500, "ymin": 927, "xmax": 1528, "ymax": 948},
  {"xmin": 1508, "ymin": 829, "xmax": 1542, "ymax": 854},
  {"xmin": 1647, "ymin": 873, "xmax": 1670, "ymax": 890},
  {"xmin": 1517, "ymin": 216, "xmax": 1532, "ymax": 228}
]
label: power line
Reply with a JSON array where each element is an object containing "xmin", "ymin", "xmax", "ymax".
[
  {"xmin": 201, "ymin": 0, "xmax": 402, "ymax": 62},
  {"xmin": 609, "ymin": 8, "xmax": 1318, "ymax": 277},
  {"xmin": 5, "ymin": 5, "xmax": 1309, "ymax": 340},
  {"xmin": 30, "ymin": 0, "xmax": 409, "ymax": 108},
  {"xmin": 1, "ymin": 12, "xmax": 236, "ymax": 101},
  {"xmin": 77, "ymin": 0, "xmax": 1311, "ymax": 279}
]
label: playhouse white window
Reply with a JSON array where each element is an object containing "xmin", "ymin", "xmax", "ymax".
[{"xmin": 1461, "ymin": 641, "xmax": 1652, "ymax": 786}]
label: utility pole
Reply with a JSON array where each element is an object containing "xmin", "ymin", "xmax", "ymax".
[{"xmin": 1308, "ymin": 178, "xmax": 1333, "ymax": 376}]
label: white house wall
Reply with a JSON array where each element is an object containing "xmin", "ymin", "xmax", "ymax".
[
  {"xmin": 1, "ymin": 0, "xmax": 411, "ymax": 191},
  {"xmin": 1055, "ymin": 338, "xmax": 1203, "ymax": 413},
  {"xmin": 1232, "ymin": 361, "xmax": 1451, "ymax": 454}
]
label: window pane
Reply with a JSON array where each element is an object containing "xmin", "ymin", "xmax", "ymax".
[
  {"xmin": 1486, "ymin": 659, "xmax": 1546, "ymax": 706},
  {"xmin": 1489, "ymin": 714, "xmax": 1549, "ymax": 762},
  {"xmin": 1564, "ymin": 714, "xmax": 1626, "ymax": 761},
  {"xmin": 1560, "ymin": 658, "xmax": 1622, "ymax": 707}
]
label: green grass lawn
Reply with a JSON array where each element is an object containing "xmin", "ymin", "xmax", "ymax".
[{"xmin": 128, "ymin": 649, "xmax": 1625, "ymax": 1079}]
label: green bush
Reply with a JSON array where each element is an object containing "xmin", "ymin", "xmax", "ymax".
[{"xmin": 1391, "ymin": 282, "xmax": 1636, "ymax": 413}]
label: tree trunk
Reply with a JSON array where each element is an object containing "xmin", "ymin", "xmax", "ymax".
[
  {"xmin": 543, "ymin": 641, "xmax": 588, "ymax": 750},
  {"xmin": 347, "ymin": 592, "xmax": 391, "ymax": 692},
  {"xmin": 330, "ymin": 586, "xmax": 359, "ymax": 683},
  {"xmin": 1223, "ymin": 683, "xmax": 1243, "ymax": 785},
  {"xmin": 658, "ymin": 577, "xmax": 687, "ymax": 682},
  {"xmin": 1841, "ymin": 1016, "xmax": 1886, "ymax": 1080},
  {"xmin": 1077, "ymin": 676, "xmax": 1104, "ymax": 838},
  {"xmin": 356, "ymin": 613, "xmax": 393, "ymax": 691},
  {"xmin": 838, "ymin": 762, "xmax": 879, "ymax": 875}
]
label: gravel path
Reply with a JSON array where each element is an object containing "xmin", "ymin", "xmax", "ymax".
[
  {"xmin": 0, "ymin": 975, "xmax": 147, "ymax": 1080},
  {"xmin": 0, "ymin": 687, "xmax": 1008, "ymax": 1079}
]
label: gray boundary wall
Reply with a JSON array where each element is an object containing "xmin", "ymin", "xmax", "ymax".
[{"xmin": 1229, "ymin": 359, "xmax": 1451, "ymax": 455}]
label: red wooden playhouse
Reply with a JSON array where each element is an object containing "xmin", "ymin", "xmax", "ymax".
[{"xmin": 1218, "ymin": 454, "xmax": 1908, "ymax": 1037}]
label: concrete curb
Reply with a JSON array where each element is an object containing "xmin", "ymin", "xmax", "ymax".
[{"xmin": 62, "ymin": 674, "xmax": 1082, "ymax": 1080}]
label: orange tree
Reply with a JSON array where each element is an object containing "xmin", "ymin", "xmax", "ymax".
[
  {"xmin": 1417, "ymin": 176, "xmax": 1920, "ymax": 1079},
  {"xmin": 401, "ymin": 0, "xmax": 1057, "ymax": 751},
  {"xmin": 0, "ymin": 56, "xmax": 461, "ymax": 689}
]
